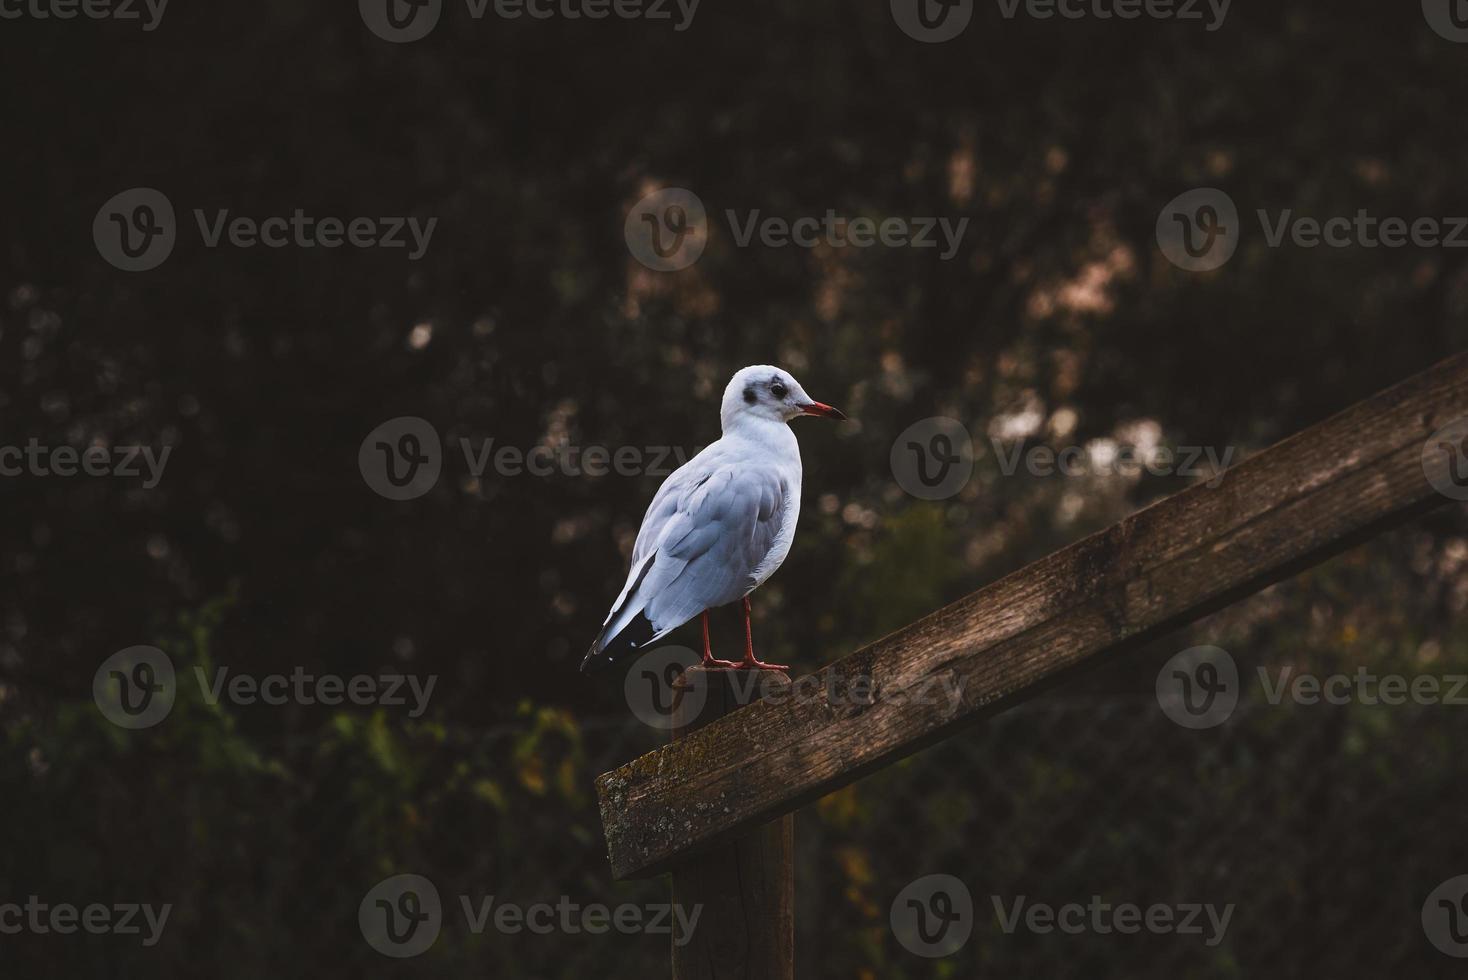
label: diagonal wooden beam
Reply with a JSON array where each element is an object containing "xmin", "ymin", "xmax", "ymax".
[{"xmin": 596, "ymin": 351, "xmax": 1468, "ymax": 880}]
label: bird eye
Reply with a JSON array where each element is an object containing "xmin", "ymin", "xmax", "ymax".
[{"xmin": 771, "ymin": 382, "xmax": 788, "ymax": 399}]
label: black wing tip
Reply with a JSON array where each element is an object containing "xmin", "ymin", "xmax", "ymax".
[
  {"xmin": 579, "ymin": 613, "xmax": 657, "ymax": 675},
  {"xmin": 579, "ymin": 644, "xmax": 615, "ymax": 674}
]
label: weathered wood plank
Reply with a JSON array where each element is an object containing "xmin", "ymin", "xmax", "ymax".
[{"xmin": 597, "ymin": 351, "xmax": 1468, "ymax": 880}]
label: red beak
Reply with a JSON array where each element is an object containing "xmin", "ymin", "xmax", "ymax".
[{"xmin": 798, "ymin": 401, "xmax": 848, "ymax": 421}]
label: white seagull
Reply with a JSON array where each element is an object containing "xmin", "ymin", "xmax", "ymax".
[{"xmin": 581, "ymin": 365, "xmax": 846, "ymax": 673}]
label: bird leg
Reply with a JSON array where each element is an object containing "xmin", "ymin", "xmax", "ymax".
[
  {"xmin": 737, "ymin": 596, "xmax": 788, "ymax": 671},
  {"xmin": 700, "ymin": 610, "xmax": 738, "ymax": 669}
]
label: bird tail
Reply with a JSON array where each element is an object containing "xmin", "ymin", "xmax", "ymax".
[{"xmin": 579, "ymin": 611, "xmax": 657, "ymax": 674}]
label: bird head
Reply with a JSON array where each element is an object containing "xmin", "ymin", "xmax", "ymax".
[{"xmin": 720, "ymin": 365, "xmax": 847, "ymax": 432}]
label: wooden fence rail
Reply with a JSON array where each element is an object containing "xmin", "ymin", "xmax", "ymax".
[{"xmin": 597, "ymin": 351, "xmax": 1468, "ymax": 881}]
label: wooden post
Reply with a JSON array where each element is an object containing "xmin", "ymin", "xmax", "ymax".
[{"xmin": 669, "ymin": 667, "xmax": 794, "ymax": 980}]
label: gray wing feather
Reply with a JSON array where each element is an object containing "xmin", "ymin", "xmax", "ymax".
[{"xmin": 599, "ymin": 460, "xmax": 787, "ymax": 646}]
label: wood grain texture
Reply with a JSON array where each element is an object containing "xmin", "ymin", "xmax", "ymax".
[
  {"xmin": 669, "ymin": 668, "xmax": 794, "ymax": 980},
  {"xmin": 598, "ymin": 351, "xmax": 1468, "ymax": 880}
]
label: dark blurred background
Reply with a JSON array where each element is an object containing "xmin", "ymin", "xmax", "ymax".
[{"xmin": 3, "ymin": 0, "xmax": 1468, "ymax": 976}]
